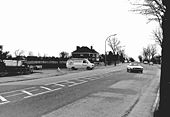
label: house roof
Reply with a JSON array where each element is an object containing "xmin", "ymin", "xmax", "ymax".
[{"xmin": 72, "ymin": 46, "xmax": 99, "ymax": 54}]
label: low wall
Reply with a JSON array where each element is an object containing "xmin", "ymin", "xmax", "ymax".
[{"xmin": 26, "ymin": 61, "xmax": 67, "ymax": 68}]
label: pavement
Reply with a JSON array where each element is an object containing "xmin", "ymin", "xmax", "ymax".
[
  {"xmin": 0, "ymin": 69, "xmax": 66, "ymax": 84},
  {"xmin": 126, "ymin": 64, "xmax": 160, "ymax": 117},
  {"xmin": 127, "ymin": 73, "xmax": 160, "ymax": 117}
]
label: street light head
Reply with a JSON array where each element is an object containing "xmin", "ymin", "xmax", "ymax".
[
  {"xmin": 113, "ymin": 34, "xmax": 117, "ymax": 36},
  {"xmin": 106, "ymin": 34, "xmax": 117, "ymax": 42}
]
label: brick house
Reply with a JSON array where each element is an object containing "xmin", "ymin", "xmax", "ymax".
[{"xmin": 71, "ymin": 46, "xmax": 99, "ymax": 62}]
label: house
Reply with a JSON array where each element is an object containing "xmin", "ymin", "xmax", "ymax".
[{"xmin": 71, "ymin": 46, "xmax": 99, "ymax": 62}]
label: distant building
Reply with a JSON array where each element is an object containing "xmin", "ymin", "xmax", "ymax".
[{"xmin": 71, "ymin": 46, "xmax": 99, "ymax": 62}]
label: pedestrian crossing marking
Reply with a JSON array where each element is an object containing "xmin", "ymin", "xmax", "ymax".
[
  {"xmin": 40, "ymin": 86, "xmax": 52, "ymax": 91},
  {"xmin": 0, "ymin": 77, "xmax": 101, "ymax": 105},
  {"xmin": 22, "ymin": 90, "xmax": 33, "ymax": 96},
  {"xmin": 0, "ymin": 95, "xmax": 8, "ymax": 102}
]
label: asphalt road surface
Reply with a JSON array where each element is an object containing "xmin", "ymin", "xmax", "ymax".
[{"xmin": 0, "ymin": 64, "xmax": 160, "ymax": 117}]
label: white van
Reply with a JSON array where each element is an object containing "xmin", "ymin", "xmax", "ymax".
[{"xmin": 66, "ymin": 58, "xmax": 94, "ymax": 70}]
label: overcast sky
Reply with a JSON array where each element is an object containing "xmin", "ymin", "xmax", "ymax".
[{"xmin": 0, "ymin": 0, "xmax": 160, "ymax": 60}]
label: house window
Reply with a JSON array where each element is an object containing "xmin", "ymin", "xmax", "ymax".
[{"xmin": 84, "ymin": 54, "xmax": 88, "ymax": 57}]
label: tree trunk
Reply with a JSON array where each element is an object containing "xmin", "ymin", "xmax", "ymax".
[{"xmin": 159, "ymin": 1, "xmax": 170, "ymax": 116}]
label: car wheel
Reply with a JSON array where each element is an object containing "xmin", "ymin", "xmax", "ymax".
[
  {"xmin": 87, "ymin": 67, "xmax": 92, "ymax": 70},
  {"xmin": 71, "ymin": 67, "xmax": 76, "ymax": 70},
  {"xmin": 127, "ymin": 69, "xmax": 129, "ymax": 72}
]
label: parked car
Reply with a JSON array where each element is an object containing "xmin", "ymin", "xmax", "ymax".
[
  {"xmin": 149, "ymin": 62, "xmax": 154, "ymax": 65},
  {"xmin": 0, "ymin": 60, "xmax": 33, "ymax": 76},
  {"xmin": 124, "ymin": 60, "xmax": 128, "ymax": 63},
  {"xmin": 143, "ymin": 61, "xmax": 148, "ymax": 64},
  {"xmin": 127, "ymin": 62, "xmax": 143, "ymax": 73},
  {"xmin": 66, "ymin": 58, "xmax": 94, "ymax": 70},
  {"xmin": 31, "ymin": 65, "xmax": 42, "ymax": 70}
]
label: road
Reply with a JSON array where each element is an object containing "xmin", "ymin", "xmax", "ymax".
[{"xmin": 0, "ymin": 64, "xmax": 160, "ymax": 117}]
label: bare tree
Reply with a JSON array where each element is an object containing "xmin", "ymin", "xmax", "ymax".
[
  {"xmin": 150, "ymin": 44, "xmax": 157, "ymax": 59},
  {"xmin": 147, "ymin": 45, "xmax": 152, "ymax": 61},
  {"xmin": 14, "ymin": 49, "xmax": 24, "ymax": 58},
  {"xmin": 129, "ymin": 0, "xmax": 170, "ymax": 115},
  {"xmin": 107, "ymin": 37, "xmax": 123, "ymax": 66},
  {"xmin": 118, "ymin": 49, "xmax": 125, "ymax": 56},
  {"xmin": 142, "ymin": 47, "xmax": 149, "ymax": 60},
  {"xmin": 107, "ymin": 37, "xmax": 122, "ymax": 55},
  {"xmin": 0, "ymin": 51, "xmax": 10, "ymax": 61},
  {"xmin": 28, "ymin": 51, "xmax": 34, "ymax": 56},
  {"xmin": 159, "ymin": 1, "xmax": 170, "ymax": 116},
  {"xmin": 130, "ymin": 0, "xmax": 165, "ymax": 27},
  {"xmin": 59, "ymin": 51, "xmax": 69, "ymax": 59},
  {"xmin": 143, "ymin": 44, "xmax": 157, "ymax": 61},
  {"xmin": 152, "ymin": 27, "xmax": 163, "ymax": 48},
  {"xmin": 14, "ymin": 49, "xmax": 25, "ymax": 66},
  {"xmin": 38, "ymin": 53, "xmax": 41, "ymax": 57},
  {"xmin": 43, "ymin": 53, "xmax": 47, "ymax": 57}
]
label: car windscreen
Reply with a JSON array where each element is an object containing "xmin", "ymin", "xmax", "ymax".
[
  {"xmin": 129, "ymin": 63, "xmax": 139, "ymax": 66},
  {"xmin": 73, "ymin": 60, "xmax": 82, "ymax": 63}
]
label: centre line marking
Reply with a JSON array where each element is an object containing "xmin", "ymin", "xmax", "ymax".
[{"xmin": 22, "ymin": 90, "xmax": 33, "ymax": 96}]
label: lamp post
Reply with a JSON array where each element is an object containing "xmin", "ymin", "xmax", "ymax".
[{"xmin": 105, "ymin": 34, "xmax": 117, "ymax": 66}]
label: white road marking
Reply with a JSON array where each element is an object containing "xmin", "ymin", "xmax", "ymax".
[
  {"xmin": 55, "ymin": 81, "xmax": 71, "ymax": 87},
  {"xmin": 40, "ymin": 86, "xmax": 52, "ymax": 91},
  {"xmin": 22, "ymin": 90, "xmax": 33, "ymax": 96},
  {"xmin": 63, "ymin": 81, "xmax": 78, "ymax": 84},
  {"xmin": 0, "ymin": 101, "xmax": 10, "ymax": 105},
  {"xmin": 0, "ymin": 77, "xmax": 99, "ymax": 105},
  {"xmin": 24, "ymin": 87, "xmax": 62, "ymax": 99},
  {"xmin": 69, "ymin": 79, "xmax": 88, "ymax": 84},
  {"xmin": 0, "ymin": 87, "xmax": 35, "ymax": 95},
  {"xmin": 48, "ymin": 83, "xmax": 65, "ymax": 87},
  {"xmin": 68, "ymin": 81, "xmax": 88, "ymax": 87},
  {"xmin": 0, "ymin": 95, "xmax": 8, "ymax": 102},
  {"xmin": 26, "ymin": 87, "xmax": 51, "ymax": 94}
]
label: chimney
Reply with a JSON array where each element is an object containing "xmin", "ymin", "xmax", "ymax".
[
  {"xmin": 76, "ymin": 46, "xmax": 80, "ymax": 50},
  {"xmin": 90, "ymin": 46, "xmax": 93, "ymax": 50}
]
